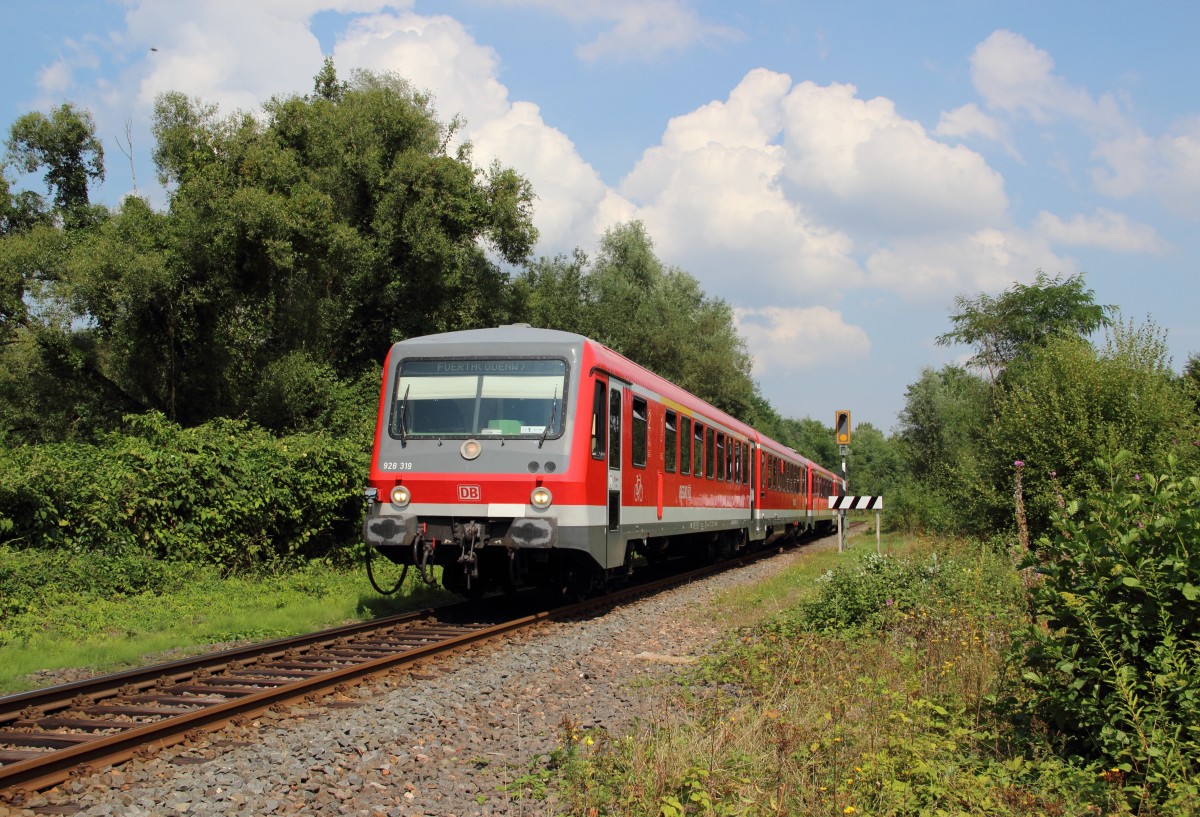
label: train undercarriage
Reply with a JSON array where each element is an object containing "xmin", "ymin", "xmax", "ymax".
[{"xmin": 367, "ymin": 509, "xmax": 834, "ymax": 599}]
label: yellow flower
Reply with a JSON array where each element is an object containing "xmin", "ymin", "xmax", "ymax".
[
  {"xmin": 584, "ymin": 736, "xmax": 594, "ymax": 746},
  {"xmin": 844, "ymin": 808, "xmax": 856, "ymax": 815}
]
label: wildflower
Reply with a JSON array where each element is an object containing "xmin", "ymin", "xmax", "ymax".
[
  {"xmin": 1014, "ymin": 460, "xmax": 1025, "ymax": 468},
  {"xmin": 584, "ymin": 736, "xmax": 594, "ymax": 746},
  {"xmin": 1050, "ymin": 470, "xmax": 1057, "ymax": 477},
  {"xmin": 885, "ymin": 598, "xmax": 894, "ymax": 607},
  {"xmin": 1134, "ymin": 474, "xmax": 1141, "ymax": 482},
  {"xmin": 844, "ymin": 807, "xmax": 857, "ymax": 815}
]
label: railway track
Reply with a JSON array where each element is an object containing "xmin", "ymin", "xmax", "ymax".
[{"xmin": 0, "ymin": 545, "xmax": 795, "ymax": 802}]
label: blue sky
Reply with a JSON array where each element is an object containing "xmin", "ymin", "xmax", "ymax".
[{"xmin": 3, "ymin": 1, "xmax": 1198, "ymax": 434}]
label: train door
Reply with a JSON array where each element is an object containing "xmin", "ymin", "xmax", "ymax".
[
  {"xmin": 751, "ymin": 444, "xmax": 762, "ymax": 537},
  {"xmin": 606, "ymin": 379, "xmax": 625, "ymax": 567}
]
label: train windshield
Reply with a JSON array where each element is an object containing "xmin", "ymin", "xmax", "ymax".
[{"xmin": 391, "ymin": 358, "xmax": 567, "ymax": 439}]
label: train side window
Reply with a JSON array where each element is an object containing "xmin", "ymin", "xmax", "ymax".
[
  {"xmin": 715, "ymin": 433, "xmax": 725, "ymax": 481},
  {"xmin": 694, "ymin": 422, "xmax": 705, "ymax": 477},
  {"xmin": 741, "ymin": 444, "xmax": 749, "ymax": 487},
  {"xmin": 608, "ymin": 387, "xmax": 621, "ymax": 470},
  {"xmin": 727, "ymin": 441, "xmax": 734, "ymax": 482},
  {"xmin": 735, "ymin": 441, "xmax": 742, "ymax": 485},
  {"xmin": 705, "ymin": 427, "xmax": 715, "ymax": 479},
  {"xmin": 632, "ymin": 396, "xmax": 648, "ymax": 468},
  {"xmin": 679, "ymin": 416, "xmax": 692, "ymax": 475},
  {"xmin": 664, "ymin": 410, "xmax": 677, "ymax": 473},
  {"xmin": 590, "ymin": 381, "xmax": 606, "ymax": 459}
]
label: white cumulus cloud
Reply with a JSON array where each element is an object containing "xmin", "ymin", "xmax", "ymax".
[
  {"xmin": 865, "ymin": 229, "xmax": 1075, "ymax": 300},
  {"xmin": 969, "ymin": 29, "xmax": 1125, "ymax": 130},
  {"xmin": 779, "ymin": 80, "xmax": 1009, "ymax": 234},
  {"xmin": 488, "ymin": 0, "xmax": 741, "ymax": 62},
  {"xmin": 1035, "ymin": 209, "xmax": 1166, "ymax": 253},
  {"xmin": 735, "ymin": 305, "xmax": 869, "ymax": 375}
]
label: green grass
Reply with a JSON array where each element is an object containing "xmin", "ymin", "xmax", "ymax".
[
  {"xmin": 548, "ymin": 533, "xmax": 1150, "ymax": 816},
  {"xmin": 0, "ymin": 557, "xmax": 451, "ymax": 694}
]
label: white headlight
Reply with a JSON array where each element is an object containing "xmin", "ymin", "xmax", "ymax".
[
  {"xmin": 461, "ymin": 439, "xmax": 481, "ymax": 460},
  {"xmin": 390, "ymin": 485, "xmax": 411, "ymax": 507},
  {"xmin": 530, "ymin": 486, "xmax": 553, "ymax": 509}
]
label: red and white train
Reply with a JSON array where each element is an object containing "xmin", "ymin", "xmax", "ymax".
[{"xmin": 363, "ymin": 326, "xmax": 844, "ymax": 595}]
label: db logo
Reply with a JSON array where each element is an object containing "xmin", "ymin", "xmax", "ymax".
[{"xmin": 457, "ymin": 484, "xmax": 482, "ymax": 501}]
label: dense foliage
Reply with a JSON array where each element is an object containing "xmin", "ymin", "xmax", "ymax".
[
  {"xmin": 1, "ymin": 62, "xmax": 537, "ymax": 440},
  {"xmin": 0, "ymin": 412, "xmax": 365, "ymax": 573},
  {"xmin": 1015, "ymin": 453, "xmax": 1200, "ymax": 803}
]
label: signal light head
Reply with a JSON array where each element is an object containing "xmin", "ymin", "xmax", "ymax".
[{"xmin": 835, "ymin": 410, "xmax": 851, "ymax": 445}]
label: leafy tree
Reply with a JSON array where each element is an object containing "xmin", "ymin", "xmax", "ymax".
[
  {"xmin": 839, "ymin": 422, "xmax": 904, "ymax": 498},
  {"xmin": 5, "ymin": 103, "xmax": 104, "ymax": 226},
  {"xmin": 513, "ymin": 221, "xmax": 759, "ymax": 420},
  {"xmin": 893, "ymin": 365, "xmax": 994, "ymax": 533},
  {"xmin": 0, "ymin": 64, "xmax": 538, "ymax": 437},
  {"xmin": 937, "ymin": 271, "xmax": 1112, "ymax": 385},
  {"xmin": 0, "ymin": 171, "xmax": 47, "ymax": 237},
  {"xmin": 1183, "ymin": 352, "xmax": 1200, "ymax": 412},
  {"xmin": 986, "ymin": 320, "xmax": 1200, "ymax": 537},
  {"xmin": 773, "ymin": 416, "xmax": 838, "ymax": 471}
]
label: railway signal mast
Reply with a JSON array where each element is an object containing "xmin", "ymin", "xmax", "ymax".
[
  {"xmin": 831, "ymin": 409, "xmax": 885, "ymax": 553},
  {"xmin": 834, "ymin": 410, "xmax": 850, "ymax": 551}
]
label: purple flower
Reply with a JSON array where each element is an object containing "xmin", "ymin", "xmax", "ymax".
[
  {"xmin": 1014, "ymin": 460, "xmax": 1025, "ymax": 468},
  {"xmin": 885, "ymin": 598, "xmax": 894, "ymax": 606},
  {"xmin": 1050, "ymin": 470, "xmax": 1057, "ymax": 478},
  {"xmin": 1134, "ymin": 474, "xmax": 1141, "ymax": 482}
]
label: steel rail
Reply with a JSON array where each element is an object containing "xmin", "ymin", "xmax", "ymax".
[{"xmin": 0, "ymin": 539, "xmax": 814, "ymax": 798}]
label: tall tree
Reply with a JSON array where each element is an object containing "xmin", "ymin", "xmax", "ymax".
[
  {"xmin": 985, "ymin": 320, "xmax": 1200, "ymax": 537},
  {"xmin": 936, "ymin": 271, "xmax": 1112, "ymax": 385},
  {"xmin": 894, "ymin": 365, "xmax": 994, "ymax": 532},
  {"xmin": 0, "ymin": 64, "xmax": 539, "ymax": 437},
  {"xmin": 513, "ymin": 221, "xmax": 761, "ymax": 421},
  {"xmin": 5, "ymin": 103, "xmax": 104, "ymax": 224}
]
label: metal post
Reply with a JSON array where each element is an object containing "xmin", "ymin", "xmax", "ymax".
[
  {"xmin": 836, "ymin": 509, "xmax": 843, "ymax": 553},
  {"xmin": 875, "ymin": 509, "xmax": 881, "ymax": 555}
]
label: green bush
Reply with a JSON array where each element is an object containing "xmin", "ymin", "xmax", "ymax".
[
  {"xmin": 1015, "ymin": 452, "xmax": 1200, "ymax": 804},
  {"xmin": 783, "ymin": 543, "xmax": 1022, "ymax": 635},
  {"xmin": 0, "ymin": 412, "xmax": 367, "ymax": 573}
]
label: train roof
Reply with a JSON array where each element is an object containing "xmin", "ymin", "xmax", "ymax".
[{"xmin": 392, "ymin": 324, "xmax": 587, "ymax": 348}]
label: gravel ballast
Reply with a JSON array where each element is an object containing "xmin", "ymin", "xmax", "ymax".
[{"xmin": 5, "ymin": 542, "xmax": 835, "ymax": 817}]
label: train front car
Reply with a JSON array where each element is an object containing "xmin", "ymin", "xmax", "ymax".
[{"xmin": 363, "ymin": 326, "xmax": 599, "ymax": 596}]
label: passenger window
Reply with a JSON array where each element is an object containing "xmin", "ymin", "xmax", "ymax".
[
  {"xmin": 591, "ymin": 381, "xmax": 606, "ymax": 459},
  {"xmin": 665, "ymin": 410, "xmax": 677, "ymax": 473},
  {"xmin": 705, "ymin": 427, "xmax": 715, "ymax": 479},
  {"xmin": 679, "ymin": 417, "xmax": 692, "ymax": 475},
  {"xmin": 716, "ymin": 433, "xmax": 725, "ymax": 481},
  {"xmin": 694, "ymin": 422, "xmax": 705, "ymax": 477},
  {"xmin": 632, "ymin": 396, "xmax": 648, "ymax": 468}
]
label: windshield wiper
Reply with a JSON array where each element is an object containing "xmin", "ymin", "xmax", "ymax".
[
  {"xmin": 397, "ymin": 384, "xmax": 411, "ymax": 445},
  {"xmin": 538, "ymin": 387, "xmax": 559, "ymax": 449}
]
